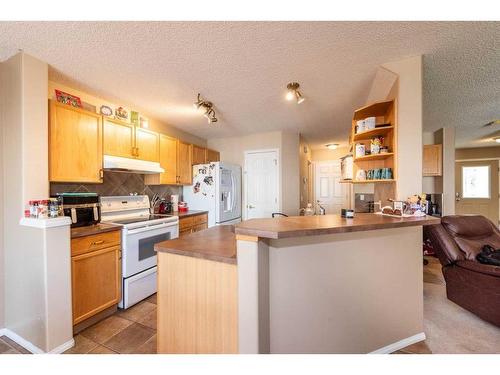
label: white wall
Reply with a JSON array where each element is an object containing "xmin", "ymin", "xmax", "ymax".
[
  {"xmin": 208, "ymin": 131, "xmax": 300, "ymax": 216},
  {"xmin": 0, "ymin": 56, "xmax": 4, "ymax": 329},
  {"xmin": 0, "ymin": 53, "xmax": 72, "ymax": 351},
  {"xmin": 281, "ymin": 131, "xmax": 300, "ymax": 215}
]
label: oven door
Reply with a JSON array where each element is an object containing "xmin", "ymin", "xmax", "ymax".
[{"xmin": 122, "ymin": 222, "xmax": 178, "ymax": 278}]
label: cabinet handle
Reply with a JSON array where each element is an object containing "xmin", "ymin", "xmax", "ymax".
[
  {"xmin": 99, "ymin": 169, "xmax": 104, "ymax": 179},
  {"xmin": 92, "ymin": 240, "xmax": 104, "ymax": 245},
  {"xmin": 135, "ymin": 147, "xmax": 139, "ymax": 157}
]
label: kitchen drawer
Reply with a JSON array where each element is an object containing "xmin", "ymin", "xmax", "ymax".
[
  {"xmin": 179, "ymin": 228, "xmax": 193, "ymax": 237},
  {"xmin": 192, "ymin": 213, "xmax": 208, "ymax": 225},
  {"xmin": 72, "ymin": 230, "xmax": 121, "ymax": 257},
  {"xmin": 192, "ymin": 223, "xmax": 208, "ymax": 233},
  {"xmin": 179, "ymin": 216, "xmax": 194, "ymax": 231}
]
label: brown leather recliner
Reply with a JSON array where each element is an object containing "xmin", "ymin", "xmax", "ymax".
[{"xmin": 424, "ymin": 215, "xmax": 500, "ymax": 327}]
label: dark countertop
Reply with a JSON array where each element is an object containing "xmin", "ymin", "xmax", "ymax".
[
  {"xmin": 71, "ymin": 223, "xmax": 122, "ymax": 239},
  {"xmin": 234, "ymin": 213, "xmax": 441, "ymax": 239},
  {"xmin": 172, "ymin": 210, "xmax": 208, "ymax": 218},
  {"xmin": 155, "ymin": 225, "xmax": 236, "ymax": 265}
]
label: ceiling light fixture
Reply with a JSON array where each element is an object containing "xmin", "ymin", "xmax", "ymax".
[
  {"xmin": 286, "ymin": 82, "xmax": 305, "ymax": 104},
  {"xmin": 494, "ymin": 137, "xmax": 500, "ymax": 143},
  {"xmin": 194, "ymin": 93, "xmax": 218, "ymax": 124},
  {"xmin": 326, "ymin": 144, "xmax": 339, "ymax": 150}
]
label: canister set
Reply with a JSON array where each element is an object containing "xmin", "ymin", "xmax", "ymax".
[
  {"xmin": 356, "ymin": 168, "xmax": 393, "ymax": 181},
  {"xmin": 356, "ymin": 117, "xmax": 376, "ymax": 133}
]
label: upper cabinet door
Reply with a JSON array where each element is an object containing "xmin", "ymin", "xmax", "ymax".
[
  {"xmin": 177, "ymin": 140, "xmax": 193, "ymax": 185},
  {"xmin": 423, "ymin": 144, "xmax": 443, "ymax": 176},
  {"xmin": 49, "ymin": 100, "xmax": 103, "ymax": 183},
  {"xmin": 103, "ymin": 118, "xmax": 135, "ymax": 159},
  {"xmin": 136, "ymin": 128, "xmax": 160, "ymax": 162},
  {"xmin": 206, "ymin": 148, "xmax": 220, "ymax": 162},
  {"xmin": 192, "ymin": 145, "xmax": 207, "ymax": 165},
  {"xmin": 160, "ymin": 135, "xmax": 178, "ymax": 184}
]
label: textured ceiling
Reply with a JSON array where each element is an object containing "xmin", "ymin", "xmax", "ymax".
[{"xmin": 0, "ymin": 21, "xmax": 498, "ymax": 149}]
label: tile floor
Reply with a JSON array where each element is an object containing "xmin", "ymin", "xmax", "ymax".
[{"xmin": 63, "ymin": 293, "xmax": 158, "ymax": 354}]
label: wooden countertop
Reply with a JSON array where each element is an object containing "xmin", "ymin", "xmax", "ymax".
[
  {"xmin": 172, "ymin": 210, "xmax": 208, "ymax": 218},
  {"xmin": 234, "ymin": 213, "xmax": 441, "ymax": 239},
  {"xmin": 71, "ymin": 223, "xmax": 122, "ymax": 239},
  {"xmin": 155, "ymin": 225, "xmax": 236, "ymax": 265}
]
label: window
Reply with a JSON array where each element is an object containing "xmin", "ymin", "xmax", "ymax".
[{"xmin": 462, "ymin": 166, "xmax": 490, "ymax": 198}]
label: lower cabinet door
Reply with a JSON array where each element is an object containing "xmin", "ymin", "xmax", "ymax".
[
  {"xmin": 71, "ymin": 246, "xmax": 121, "ymax": 325},
  {"xmin": 179, "ymin": 228, "xmax": 192, "ymax": 237}
]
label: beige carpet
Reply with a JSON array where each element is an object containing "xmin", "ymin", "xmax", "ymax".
[{"xmin": 399, "ymin": 257, "xmax": 500, "ymax": 354}]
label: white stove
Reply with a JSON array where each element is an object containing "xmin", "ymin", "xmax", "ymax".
[{"xmin": 101, "ymin": 195, "xmax": 179, "ymax": 309}]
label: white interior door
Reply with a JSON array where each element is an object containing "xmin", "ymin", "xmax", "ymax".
[
  {"xmin": 314, "ymin": 160, "xmax": 345, "ymax": 215},
  {"xmin": 244, "ymin": 150, "xmax": 279, "ymax": 219}
]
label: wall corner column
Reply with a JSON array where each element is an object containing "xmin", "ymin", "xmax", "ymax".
[{"xmin": 236, "ymin": 237, "xmax": 270, "ymax": 354}]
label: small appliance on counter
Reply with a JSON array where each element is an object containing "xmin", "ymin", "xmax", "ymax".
[
  {"xmin": 158, "ymin": 199, "xmax": 173, "ymax": 214},
  {"xmin": 54, "ymin": 192, "xmax": 100, "ymax": 227}
]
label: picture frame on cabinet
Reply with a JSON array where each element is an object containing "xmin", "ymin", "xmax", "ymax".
[
  {"xmin": 55, "ymin": 89, "xmax": 82, "ymax": 108},
  {"xmin": 100, "ymin": 105, "xmax": 113, "ymax": 117},
  {"xmin": 131, "ymin": 110, "xmax": 140, "ymax": 126},
  {"xmin": 114, "ymin": 106, "xmax": 130, "ymax": 122}
]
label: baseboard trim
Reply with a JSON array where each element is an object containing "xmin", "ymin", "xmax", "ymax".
[
  {"xmin": 0, "ymin": 328, "xmax": 44, "ymax": 353},
  {"xmin": 48, "ymin": 338, "xmax": 75, "ymax": 354},
  {"xmin": 0, "ymin": 328, "xmax": 74, "ymax": 354},
  {"xmin": 369, "ymin": 332, "xmax": 426, "ymax": 354}
]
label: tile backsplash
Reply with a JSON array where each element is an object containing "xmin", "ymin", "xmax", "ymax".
[{"xmin": 50, "ymin": 171, "xmax": 182, "ymax": 200}]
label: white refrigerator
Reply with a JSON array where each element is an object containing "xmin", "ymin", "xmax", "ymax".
[{"xmin": 183, "ymin": 162, "xmax": 242, "ymax": 227}]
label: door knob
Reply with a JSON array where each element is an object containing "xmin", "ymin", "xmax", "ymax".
[{"xmin": 247, "ymin": 204, "xmax": 255, "ymax": 209}]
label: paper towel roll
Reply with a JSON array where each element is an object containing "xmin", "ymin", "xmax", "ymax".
[{"xmin": 171, "ymin": 194, "xmax": 179, "ymax": 212}]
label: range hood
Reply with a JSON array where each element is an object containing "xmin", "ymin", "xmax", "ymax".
[{"xmin": 103, "ymin": 155, "xmax": 164, "ymax": 174}]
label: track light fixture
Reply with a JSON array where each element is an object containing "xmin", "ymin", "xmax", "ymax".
[
  {"xmin": 194, "ymin": 93, "xmax": 218, "ymax": 124},
  {"xmin": 286, "ymin": 82, "xmax": 305, "ymax": 104}
]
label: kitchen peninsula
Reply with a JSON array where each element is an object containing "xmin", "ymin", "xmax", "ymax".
[{"xmin": 155, "ymin": 213, "xmax": 440, "ymax": 354}]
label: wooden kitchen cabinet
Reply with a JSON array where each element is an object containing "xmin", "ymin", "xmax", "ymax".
[
  {"xmin": 49, "ymin": 100, "xmax": 103, "ymax": 183},
  {"xmin": 71, "ymin": 231, "xmax": 121, "ymax": 326},
  {"xmin": 136, "ymin": 127, "xmax": 160, "ymax": 162},
  {"xmin": 192, "ymin": 145, "xmax": 207, "ymax": 165},
  {"xmin": 206, "ymin": 149, "xmax": 220, "ymax": 162},
  {"xmin": 178, "ymin": 213, "xmax": 208, "ymax": 237},
  {"xmin": 103, "ymin": 117, "xmax": 136, "ymax": 159},
  {"xmin": 145, "ymin": 134, "xmax": 178, "ymax": 185},
  {"xmin": 177, "ymin": 140, "xmax": 193, "ymax": 185},
  {"xmin": 423, "ymin": 144, "xmax": 443, "ymax": 176},
  {"xmin": 104, "ymin": 118, "xmax": 160, "ymax": 162}
]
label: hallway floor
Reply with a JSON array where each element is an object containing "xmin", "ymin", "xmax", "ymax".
[{"xmin": 2, "ymin": 257, "xmax": 499, "ymax": 354}]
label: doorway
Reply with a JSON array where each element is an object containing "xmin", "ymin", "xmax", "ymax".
[
  {"xmin": 313, "ymin": 160, "xmax": 345, "ymax": 215},
  {"xmin": 455, "ymin": 160, "xmax": 499, "ymax": 224},
  {"xmin": 244, "ymin": 149, "xmax": 280, "ymax": 219}
]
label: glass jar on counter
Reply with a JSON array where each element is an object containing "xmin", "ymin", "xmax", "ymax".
[
  {"xmin": 29, "ymin": 200, "xmax": 39, "ymax": 218},
  {"xmin": 49, "ymin": 198, "xmax": 59, "ymax": 218},
  {"xmin": 38, "ymin": 200, "xmax": 49, "ymax": 219}
]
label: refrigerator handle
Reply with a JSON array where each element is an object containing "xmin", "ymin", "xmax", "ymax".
[{"xmin": 231, "ymin": 172, "xmax": 236, "ymax": 213}]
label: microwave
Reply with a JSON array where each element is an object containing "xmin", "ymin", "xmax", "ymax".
[{"xmin": 53, "ymin": 193, "xmax": 100, "ymax": 227}]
